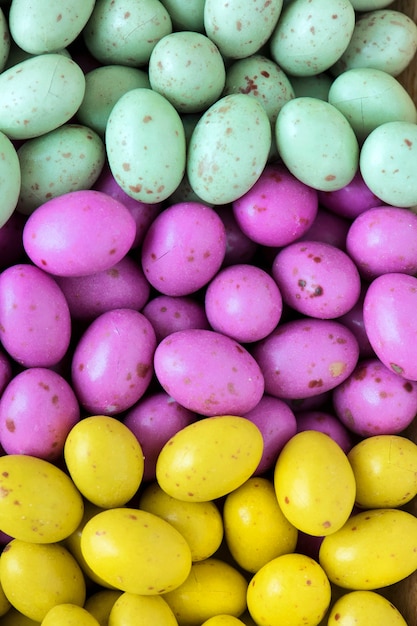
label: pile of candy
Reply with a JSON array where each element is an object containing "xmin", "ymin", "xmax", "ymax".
[{"xmin": 0, "ymin": 0, "xmax": 416, "ymax": 624}]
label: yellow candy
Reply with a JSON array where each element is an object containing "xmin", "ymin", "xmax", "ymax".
[
  {"xmin": 274, "ymin": 430, "xmax": 356, "ymax": 536},
  {"xmin": 327, "ymin": 591, "xmax": 408, "ymax": 625},
  {"xmin": 319, "ymin": 508, "xmax": 417, "ymax": 589},
  {"xmin": 223, "ymin": 476, "xmax": 298, "ymax": 573},
  {"xmin": 41, "ymin": 604, "xmax": 100, "ymax": 626},
  {"xmin": 139, "ymin": 482, "xmax": 223, "ymax": 561},
  {"xmin": 64, "ymin": 415, "xmax": 144, "ymax": 508},
  {"xmin": 156, "ymin": 415, "xmax": 263, "ymax": 502},
  {"xmin": 201, "ymin": 617, "xmax": 247, "ymax": 626},
  {"xmin": 84, "ymin": 590, "xmax": 123, "ymax": 626},
  {"xmin": 108, "ymin": 592, "xmax": 178, "ymax": 626},
  {"xmin": 347, "ymin": 435, "xmax": 417, "ymax": 508}
]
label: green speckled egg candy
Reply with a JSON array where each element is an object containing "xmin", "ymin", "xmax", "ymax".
[
  {"xmin": 187, "ymin": 93, "xmax": 271, "ymax": 205},
  {"xmin": 106, "ymin": 88, "xmax": 186, "ymax": 204},
  {"xmin": 8, "ymin": 0, "xmax": 95, "ymax": 54},
  {"xmin": 0, "ymin": 9, "xmax": 10, "ymax": 72},
  {"xmin": 17, "ymin": 124, "xmax": 106, "ymax": 215},
  {"xmin": 276, "ymin": 96, "xmax": 359, "ymax": 191},
  {"xmin": 0, "ymin": 131, "xmax": 21, "ymax": 227},
  {"xmin": 0, "ymin": 54, "xmax": 85, "ymax": 140},
  {"xmin": 159, "ymin": 0, "xmax": 205, "ymax": 31}
]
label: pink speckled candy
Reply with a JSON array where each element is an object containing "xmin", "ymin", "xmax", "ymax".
[
  {"xmin": 272, "ymin": 241, "xmax": 361, "ymax": 319},
  {"xmin": 205, "ymin": 263, "xmax": 283, "ymax": 343},
  {"xmin": 317, "ymin": 169, "xmax": 383, "ymax": 219},
  {"xmin": 54, "ymin": 256, "xmax": 150, "ymax": 321},
  {"xmin": 333, "ymin": 358, "xmax": 417, "ymax": 436},
  {"xmin": 0, "ymin": 368, "xmax": 80, "ymax": 461},
  {"xmin": 154, "ymin": 329, "xmax": 264, "ymax": 416},
  {"xmin": 215, "ymin": 205, "xmax": 258, "ymax": 267},
  {"xmin": 298, "ymin": 207, "xmax": 350, "ymax": 250},
  {"xmin": 363, "ymin": 272, "xmax": 417, "ymax": 381},
  {"xmin": 71, "ymin": 308, "xmax": 156, "ymax": 415},
  {"xmin": 123, "ymin": 391, "xmax": 196, "ymax": 481},
  {"xmin": 142, "ymin": 294, "xmax": 209, "ymax": 343},
  {"xmin": 141, "ymin": 201, "xmax": 226, "ymax": 296},
  {"xmin": 252, "ymin": 318, "xmax": 359, "ymax": 400},
  {"xmin": 232, "ymin": 164, "xmax": 318, "ymax": 247},
  {"xmin": 295, "ymin": 410, "xmax": 354, "ymax": 454},
  {"xmin": 0, "ymin": 264, "xmax": 71, "ymax": 367},
  {"xmin": 0, "ymin": 349, "xmax": 11, "ymax": 397},
  {"xmin": 22, "ymin": 189, "xmax": 136, "ymax": 276}
]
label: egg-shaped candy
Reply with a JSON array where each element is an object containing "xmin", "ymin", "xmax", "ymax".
[
  {"xmin": 106, "ymin": 88, "xmax": 186, "ymax": 204},
  {"xmin": 23, "ymin": 189, "xmax": 136, "ymax": 276},
  {"xmin": 0, "ymin": 54, "xmax": 85, "ymax": 140},
  {"xmin": 42, "ymin": 604, "xmax": 100, "ymax": 626},
  {"xmin": 295, "ymin": 410, "xmax": 354, "ymax": 453},
  {"xmin": 363, "ymin": 272, "xmax": 417, "ymax": 380},
  {"xmin": 253, "ymin": 318, "xmax": 359, "ymax": 400},
  {"xmin": 0, "ymin": 9, "xmax": 9, "ymax": 73},
  {"xmin": 0, "ymin": 131, "xmax": 20, "ymax": 228},
  {"xmin": 142, "ymin": 295, "xmax": 210, "ymax": 343},
  {"xmin": 297, "ymin": 207, "xmax": 351, "ymax": 250},
  {"xmin": 318, "ymin": 169, "xmax": 383, "ymax": 219},
  {"xmin": 0, "ymin": 263, "xmax": 71, "ymax": 367},
  {"xmin": 141, "ymin": 202, "xmax": 226, "ymax": 296},
  {"xmin": 0, "ymin": 367, "xmax": 80, "ymax": 461},
  {"xmin": 154, "ymin": 329, "xmax": 264, "ymax": 416},
  {"xmin": 276, "ymin": 97, "xmax": 359, "ymax": 191},
  {"xmin": 272, "ymin": 240, "xmax": 361, "ymax": 319},
  {"xmin": 328, "ymin": 591, "xmax": 408, "ymax": 626},
  {"xmin": 71, "ymin": 309, "xmax": 156, "ymax": 415},
  {"xmin": 108, "ymin": 593, "xmax": 178, "ymax": 626}
]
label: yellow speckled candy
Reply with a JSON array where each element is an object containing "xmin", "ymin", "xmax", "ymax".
[
  {"xmin": 223, "ymin": 477, "xmax": 298, "ymax": 573},
  {"xmin": 108, "ymin": 593, "xmax": 178, "ymax": 626},
  {"xmin": 42, "ymin": 604, "xmax": 100, "ymax": 626},
  {"xmin": 80, "ymin": 507, "xmax": 192, "ymax": 595},
  {"xmin": 274, "ymin": 430, "xmax": 356, "ymax": 536},
  {"xmin": 319, "ymin": 508, "xmax": 417, "ymax": 589},
  {"xmin": 327, "ymin": 591, "xmax": 408, "ymax": 625},
  {"xmin": 156, "ymin": 415, "xmax": 263, "ymax": 502},
  {"xmin": 0, "ymin": 454, "xmax": 84, "ymax": 544},
  {"xmin": 84, "ymin": 590, "xmax": 122, "ymax": 626}
]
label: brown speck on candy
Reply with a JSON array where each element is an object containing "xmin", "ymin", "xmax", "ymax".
[
  {"xmin": 5, "ymin": 419, "xmax": 15, "ymax": 432},
  {"xmin": 122, "ymin": 163, "xmax": 130, "ymax": 171},
  {"xmin": 143, "ymin": 115, "xmax": 152, "ymax": 123},
  {"xmin": 308, "ymin": 379, "xmax": 323, "ymax": 388},
  {"xmin": 325, "ymin": 174, "xmax": 336, "ymax": 181},
  {"xmin": 323, "ymin": 520, "xmax": 331, "ymax": 528},
  {"xmin": 391, "ymin": 363, "xmax": 404, "ymax": 375},
  {"xmin": 136, "ymin": 362, "xmax": 150, "ymax": 378}
]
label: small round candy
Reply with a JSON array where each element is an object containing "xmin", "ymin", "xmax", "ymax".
[
  {"xmin": 205, "ymin": 264, "xmax": 283, "ymax": 343},
  {"xmin": 142, "ymin": 294, "xmax": 209, "ymax": 343},
  {"xmin": 0, "ymin": 131, "xmax": 21, "ymax": 228},
  {"xmin": 317, "ymin": 169, "xmax": 383, "ymax": 219},
  {"xmin": 42, "ymin": 604, "xmax": 100, "ymax": 626},
  {"xmin": 109, "ymin": 593, "xmax": 178, "ymax": 626},
  {"xmin": 295, "ymin": 410, "xmax": 354, "ymax": 453},
  {"xmin": 327, "ymin": 590, "xmax": 408, "ymax": 626},
  {"xmin": 297, "ymin": 207, "xmax": 350, "ymax": 250}
]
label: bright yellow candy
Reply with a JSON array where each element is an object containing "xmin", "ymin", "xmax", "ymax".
[
  {"xmin": 108, "ymin": 592, "xmax": 178, "ymax": 626},
  {"xmin": 327, "ymin": 591, "xmax": 408, "ymax": 625},
  {"xmin": 0, "ymin": 454, "xmax": 84, "ymax": 543},
  {"xmin": 163, "ymin": 558, "xmax": 248, "ymax": 626},
  {"xmin": 0, "ymin": 556, "xmax": 11, "ymax": 617},
  {"xmin": 41, "ymin": 604, "xmax": 100, "ymax": 626},
  {"xmin": 319, "ymin": 508, "xmax": 417, "ymax": 589},
  {"xmin": 84, "ymin": 590, "xmax": 123, "ymax": 626},
  {"xmin": 274, "ymin": 430, "xmax": 356, "ymax": 536},
  {"xmin": 0, "ymin": 608, "xmax": 40, "ymax": 625},
  {"xmin": 80, "ymin": 507, "xmax": 192, "ymax": 594},
  {"xmin": 246, "ymin": 553, "xmax": 331, "ymax": 626},
  {"xmin": 156, "ymin": 415, "xmax": 263, "ymax": 502},
  {"xmin": 201, "ymin": 617, "xmax": 247, "ymax": 625},
  {"xmin": 347, "ymin": 435, "xmax": 417, "ymax": 508},
  {"xmin": 64, "ymin": 415, "xmax": 144, "ymax": 508},
  {"xmin": 0, "ymin": 540, "xmax": 86, "ymax": 622},
  {"xmin": 223, "ymin": 476, "xmax": 298, "ymax": 573},
  {"xmin": 139, "ymin": 482, "xmax": 224, "ymax": 561}
]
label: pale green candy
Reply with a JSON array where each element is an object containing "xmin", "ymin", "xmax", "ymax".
[
  {"xmin": 77, "ymin": 65, "xmax": 150, "ymax": 137},
  {"xmin": 276, "ymin": 97, "xmax": 359, "ymax": 191},
  {"xmin": 329, "ymin": 68, "xmax": 417, "ymax": 142},
  {"xmin": 187, "ymin": 93, "xmax": 271, "ymax": 205},
  {"xmin": 332, "ymin": 10, "xmax": 417, "ymax": 77},
  {"xmin": 204, "ymin": 0, "xmax": 283, "ymax": 60},
  {"xmin": 270, "ymin": 0, "xmax": 355, "ymax": 77},
  {"xmin": 149, "ymin": 31, "xmax": 225, "ymax": 114},
  {"xmin": 0, "ymin": 9, "xmax": 10, "ymax": 73},
  {"xmin": 160, "ymin": 0, "xmax": 205, "ymax": 32},
  {"xmin": 17, "ymin": 124, "xmax": 106, "ymax": 215},
  {"xmin": 360, "ymin": 121, "xmax": 417, "ymax": 208},
  {"xmin": 4, "ymin": 44, "xmax": 71, "ymax": 71},
  {"xmin": 350, "ymin": 0, "xmax": 397, "ymax": 10},
  {"xmin": 9, "ymin": 0, "xmax": 95, "ymax": 54},
  {"xmin": 0, "ymin": 54, "xmax": 85, "ymax": 140},
  {"xmin": 83, "ymin": 0, "xmax": 172, "ymax": 67},
  {"xmin": 289, "ymin": 73, "xmax": 333, "ymax": 101},
  {"xmin": 106, "ymin": 88, "xmax": 186, "ymax": 204},
  {"xmin": 0, "ymin": 131, "xmax": 21, "ymax": 228}
]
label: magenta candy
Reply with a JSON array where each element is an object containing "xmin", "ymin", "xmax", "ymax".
[
  {"xmin": 253, "ymin": 318, "xmax": 359, "ymax": 400},
  {"xmin": 243, "ymin": 395, "xmax": 297, "ymax": 475},
  {"xmin": 363, "ymin": 272, "xmax": 417, "ymax": 381},
  {"xmin": 338, "ymin": 287, "xmax": 375, "ymax": 358},
  {"xmin": 0, "ymin": 264, "xmax": 71, "ymax": 367},
  {"xmin": 0, "ymin": 368, "xmax": 80, "ymax": 460},
  {"xmin": 298, "ymin": 207, "xmax": 350, "ymax": 250},
  {"xmin": 215, "ymin": 206, "xmax": 258, "ymax": 266},
  {"xmin": 346, "ymin": 206, "xmax": 417, "ymax": 280},
  {"xmin": 22, "ymin": 190, "xmax": 136, "ymax": 276},
  {"xmin": 232, "ymin": 163, "xmax": 318, "ymax": 247},
  {"xmin": 71, "ymin": 308, "xmax": 156, "ymax": 415},
  {"xmin": 123, "ymin": 391, "xmax": 196, "ymax": 482},
  {"xmin": 142, "ymin": 294, "xmax": 209, "ymax": 343},
  {"xmin": 295, "ymin": 410, "xmax": 354, "ymax": 453},
  {"xmin": 141, "ymin": 202, "xmax": 226, "ymax": 296},
  {"xmin": 154, "ymin": 329, "xmax": 265, "ymax": 416},
  {"xmin": 332, "ymin": 358, "xmax": 417, "ymax": 436},
  {"xmin": 54, "ymin": 256, "xmax": 150, "ymax": 321},
  {"xmin": 317, "ymin": 169, "xmax": 383, "ymax": 219},
  {"xmin": 272, "ymin": 241, "xmax": 361, "ymax": 319},
  {"xmin": 205, "ymin": 263, "xmax": 283, "ymax": 343}
]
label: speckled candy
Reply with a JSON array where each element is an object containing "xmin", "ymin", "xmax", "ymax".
[
  {"xmin": 0, "ymin": 130, "xmax": 21, "ymax": 228},
  {"xmin": 252, "ymin": 318, "xmax": 359, "ymax": 399},
  {"xmin": 317, "ymin": 170, "xmax": 383, "ymax": 219},
  {"xmin": 23, "ymin": 190, "xmax": 136, "ymax": 276},
  {"xmin": 142, "ymin": 294, "xmax": 209, "ymax": 343},
  {"xmin": 71, "ymin": 308, "xmax": 156, "ymax": 415},
  {"xmin": 154, "ymin": 329, "xmax": 264, "ymax": 416},
  {"xmin": 0, "ymin": 264, "xmax": 71, "ymax": 367}
]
